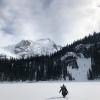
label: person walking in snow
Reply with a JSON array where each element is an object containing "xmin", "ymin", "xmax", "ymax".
[{"xmin": 59, "ymin": 84, "xmax": 68, "ymax": 98}]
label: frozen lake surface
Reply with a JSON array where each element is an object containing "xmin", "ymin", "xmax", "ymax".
[{"xmin": 0, "ymin": 82, "xmax": 100, "ymax": 100}]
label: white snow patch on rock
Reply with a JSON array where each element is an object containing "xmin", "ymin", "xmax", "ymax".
[{"xmin": 67, "ymin": 58, "xmax": 91, "ymax": 81}]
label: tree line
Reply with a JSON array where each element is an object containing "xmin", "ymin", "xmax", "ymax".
[{"xmin": 0, "ymin": 55, "xmax": 71, "ymax": 81}]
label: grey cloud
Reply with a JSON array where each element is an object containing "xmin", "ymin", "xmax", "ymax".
[{"xmin": 0, "ymin": 0, "xmax": 100, "ymax": 46}]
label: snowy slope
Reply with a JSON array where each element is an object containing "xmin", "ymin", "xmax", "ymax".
[
  {"xmin": 0, "ymin": 82, "xmax": 100, "ymax": 100},
  {"xmin": 3, "ymin": 38, "xmax": 61, "ymax": 58},
  {"xmin": 67, "ymin": 58, "xmax": 91, "ymax": 81},
  {"xmin": 61, "ymin": 52, "xmax": 91, "ymax": 81},
  {"xmin": 0, "ymin": 48, "xmax": 18, "ymax": 59}
]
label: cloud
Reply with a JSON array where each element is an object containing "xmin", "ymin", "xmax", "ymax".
[{"xmin": 0, "ymin": 0, "xmax": 100, "ymax": 46}]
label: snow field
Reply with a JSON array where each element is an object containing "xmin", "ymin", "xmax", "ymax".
[{"xmin": 0, "ymin": 82, "xmax": 100, "ymax": 100}]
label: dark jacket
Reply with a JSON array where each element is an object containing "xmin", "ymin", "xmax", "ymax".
[{"xmin": 59, "ymin": 85, "xmax": 68, "ymax": 95}]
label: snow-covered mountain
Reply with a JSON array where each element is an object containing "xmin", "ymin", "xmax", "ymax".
[
  {"xmin": 0, "ymin": 33, "xmax": 100, "ymax": 81},
  {"xmin": 0, "ymin": 39, "xmax": 92, "ymax": 81},
  {"xmin": 2, "ymin": 38, "xmax": 61, "ymax": 59}
]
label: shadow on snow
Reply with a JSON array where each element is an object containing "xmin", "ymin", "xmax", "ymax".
[{"xmin": 47, "ymin": 96, "xmax": 68, "ymax": 100}]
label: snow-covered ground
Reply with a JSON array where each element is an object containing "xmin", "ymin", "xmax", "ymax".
[{"xmin": 0, "ymin": 82, "xmax": 100, "ymax": 100}]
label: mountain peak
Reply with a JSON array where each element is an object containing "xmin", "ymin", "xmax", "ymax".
[{"xmin": 15, "ymin": 40, "xmax": 33, "ymax": 48}]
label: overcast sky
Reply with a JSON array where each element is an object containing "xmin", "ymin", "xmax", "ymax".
[{"xmin": 0, "ymin": 0, "xmax": 100, "ymax": 47}]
